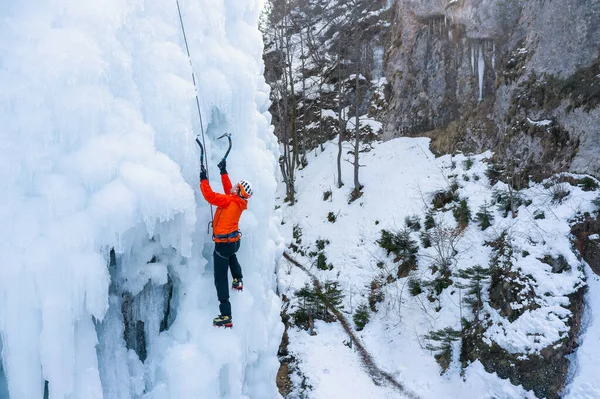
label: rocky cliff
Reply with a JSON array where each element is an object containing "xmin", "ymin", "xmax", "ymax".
[{"xmin": 383, "ymin": 0, "xmax": 600, "ymax": 180}]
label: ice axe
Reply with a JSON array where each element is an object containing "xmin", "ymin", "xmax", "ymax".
[
  {"xmin": 217, "ymin": 132, "xmax": 232, "ymax": 161},
  {"xmin": 195, "ymin": 135, "xmax": 214, "ymax": 233},
  {"xmin": 195, "ymin": 135, "xmax": 206, "ymax": 170}
]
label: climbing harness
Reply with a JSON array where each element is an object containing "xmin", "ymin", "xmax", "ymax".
[{"xmin": 214, "ymin": 230, "xmax": 242, "ymax": 243}]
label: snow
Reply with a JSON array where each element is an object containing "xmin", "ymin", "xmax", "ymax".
[
  {"xmin": 346, "ymin": 115, "xmax": 383, "ymax": 134},
  {"xmin": 527, "ymin": 117, "xmax": 554, "ymax": 126},
  {"xmin": 0, "ymin": 1, "xmax": 282, "ymax": 398},
  {"xmin": 288, "ymin": 322, "xmax": 399, "ymax": 398},
  {"xmin": 277, "ymin": 137, "xmax": 599, "ymax": 398},
  {"xmin": 564, "ymin": 267, "xmax": 600, "ymax": 398},
  {"xmin": 322, "ymin": 109, "xmax": 337, "ymax": 119}
]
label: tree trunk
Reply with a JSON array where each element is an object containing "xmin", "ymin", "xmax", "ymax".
[
  {"xmin": 336, "ymin": 55, "xmax": 344, "ymax": 188},
  {"xmin": 353, "ymin": 68, "xmax": 361, "ymax": 192},
  {"xmin": 278, "ymin": 24, "xmax": 294, "ymax": 203},
  {"xmin": 299, "ymin": 28, "xmax": 307, "ymax": 167},
  {"xmin": 286, "ymin": 15, "xmax": 298, "ymax": 182},
  {"xmin": 319, "ymin": 76, "xmax": 324, "ymax": 153}
]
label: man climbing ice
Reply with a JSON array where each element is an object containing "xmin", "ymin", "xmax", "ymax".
[{"xmin": 200, "ymin": 158, "xmax": 253, "ymax": 328}]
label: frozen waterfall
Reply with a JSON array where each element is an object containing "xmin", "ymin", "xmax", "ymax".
[{"xmin": 0, "ymin": 0, "xmax": 283, "ymax": 398}]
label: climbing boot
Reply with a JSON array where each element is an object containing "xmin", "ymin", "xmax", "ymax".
[
  {"xmin": 213, "ymin": 314, "xmax": 233, "ymax": 328},
  {"xmin": 232, "ymin": 278, "xmax": 243, "ymax": 291}
]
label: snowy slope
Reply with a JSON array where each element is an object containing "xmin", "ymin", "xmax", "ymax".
[
  {"xmin": 0, "ymin": 1, "xmax": 283, "ymax": 398},
  {"xmin": 277, "ymin": 138, "xmax": 600, "ymax": 399}
]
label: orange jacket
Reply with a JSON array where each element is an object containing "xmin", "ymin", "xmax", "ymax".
[{"xmin": 200, "ymin": 174, "xmax": 247, "ymax": 242}]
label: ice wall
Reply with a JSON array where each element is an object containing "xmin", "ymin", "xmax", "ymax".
[{"xmin": 0, "ymin": 0, "xmax": 282, "ymax": 398}]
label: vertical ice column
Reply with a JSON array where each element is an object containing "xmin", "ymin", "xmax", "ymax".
[
  {"xmin": 478, "ymin": 42, "xmax": 485, "ymax": 102},
  {"xmin": 471, "ymin": 43, "xmax": 475, "ymax": 75}
]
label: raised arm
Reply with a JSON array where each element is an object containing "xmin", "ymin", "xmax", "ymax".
[
  {"xmin": 221, "ymin": 173, "xmax": 233, "ymax": 193},
  {"xmin": 200, "ymin": 180, "xmax": 232, "ymax": 207},
  {"xmin": 218, "ymin": 159, "xmax": 233, "ymax": 193}
]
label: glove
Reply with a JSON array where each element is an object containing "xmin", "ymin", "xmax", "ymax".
[
  {"xmin": 200, "ymin": 165, "xmax": 207, "ymax": 181},
  {"xmin": 218, "ymin": 159, "xmax": 227, "ymax": 175}
]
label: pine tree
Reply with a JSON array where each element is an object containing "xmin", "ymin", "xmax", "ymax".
[
  {"xmin": 487, "ymin": 230, "xmax": 514, "ymax": 274},
  {"xmin": 456, "ymin": 265, "xmax": 491, "ymax": 322},
  {"xmin": 377, "ymin": 228, "xmax": 418, "ymax": 264},
  {"xmin": 424, "ymin": 327, "xmax": 461, "ymax": 373},
  {"xmin": 475, "ymin": 201, "xmax": 494, "ymax": 230},
  {"xmin": 424, "ymin": 211, "xmax": 436, "ymax": 230},
  {"xmin": 453, "ymin": 199, "xmax": 471, "ymax": 228},
  {"xmin": 353, "ymin": 303, "xmax": 370, "ymax": 331},
  {"xmin": 318, "ymin": 280, "xmax": 344, "ymax": 321}
]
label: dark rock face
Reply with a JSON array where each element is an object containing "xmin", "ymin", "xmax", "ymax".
[
  {"xmin": 572, "ymin": 214, "xmax": 600, "ymax": 275},
  {"xmin": 383, "ymin": 0, "xmax": 600, "ymax": 179},
  {"xmin": 488, "ymin": 269, "xmax": 539, "ymax": 322},
  {"xmin": 462, "ymin": 287, "xmax": 585, "ymax": 399}
]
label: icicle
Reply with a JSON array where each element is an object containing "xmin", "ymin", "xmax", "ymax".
[
  {"xmin": 471, "ymin": 43, "xmax": 475, "ymax": 75},
  {"xmin": 478, "ymin": 42, "xmax": 485, "ymax": 102},
  {"xmin": 492, "ymin": 43, "xmax": 496, "ymax": 70}
]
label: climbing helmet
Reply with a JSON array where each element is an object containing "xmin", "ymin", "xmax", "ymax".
[{"xmin": 236, "ymin": 180, "xmax": 253, "ymax": 199}]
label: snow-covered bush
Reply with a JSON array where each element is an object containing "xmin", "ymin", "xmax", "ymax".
[{"xmin": 353, "ymin": 304, "xmax": 370, "ymax": 331}]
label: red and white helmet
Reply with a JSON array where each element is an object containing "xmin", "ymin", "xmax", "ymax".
[{"xmin": 236, "ymin": 180, "xmax": 253, "ymax": 199}]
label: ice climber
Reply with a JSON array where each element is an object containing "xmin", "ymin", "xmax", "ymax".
[{"xmin": 200, "ymin": 158, "xmax": 253, "ymax": 328}]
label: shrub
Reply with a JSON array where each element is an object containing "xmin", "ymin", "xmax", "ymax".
[
  {"xmin": 315, "ymin": 239, "xmax": 330, "ymax": 251},
  {"xmin": 432, "ymin": 186, "xmax": 459, "ymax": 209},
  {"xmin": 368, "ymin": 278, "xmax": 385, "ymax": 311},
  {"xmin": 420, "ymin": 231, "xmax": 432, "ymax": 248},
  {"xmin": 353, "ymin": 304, "xmax": 370, "ymax": 331},
  {"xmin": 377, "ymin": 229, "xmax": 419, "ymax": 263},
  {"xmin": 475, "ymin": 201, "xmax": 494, "ymax": 231},
  {"xmin": 424, "ymin": 328, "xmax": 462, "ymax": 373},
  {"xmin": 548, "ymin": 183, "xmax": 570, "ymax": 204},
  {"xmin": 323, "ymin": 189, "xmax": 332, "ymax": 201},
  {"xmin": 580, "ymin": 177, "xmax": 599, "ymax": 191},
  {"xmin": 408, "ymin": 278, "xmax": 423, "ymax": 296},
  {"xmin": 593, "ymin": 195, "xmax": 600, "ymax": 209},
  {"xmin": 424, "ymin": 211, "xmax": 436, "ymax": 230},
  {"xmin": 493, "ymin": 189, "xmax": 523, "ymax": 218},
  {"xmin": 463, "ymin": 157, "xmax": 474, "ymax": 170},
  {"xmin": 533, "ymin": 210, "xmax": 546, "ymax": 220},
  {"xmin": 316, "ymin": 253, "xmax": 333, "ymax": 271},
  {"xmin": 404, "ymin": 215, "xmax": 421, "ymax": 231},
  {"xmin": 486, "ymin": 163, "xmax": 504, "ymax": 185},
  {"xmin": 293, "ymin": 224, "xmax": 302, "ymax": 245},
  {"xmin": 422, "ymin": 275, "xmax": 453, "ymax": 296},
  {"xmin": 453, "ymin": 199, "xmax": 472, "ymax": 228},
  {"xmin": 349, "ymin": 187, "xmax": 363, "ymax": 203},
  {"xmin": 292, "ymin": 284, "xmax": 318, "ymax": 328},
  {"xmin": 327, "ymin": 211, "xmax": 337, "ymax": 223},
  {"xmin": 486, "ymin": 231, "xmax": 514, "ymax": 274}
]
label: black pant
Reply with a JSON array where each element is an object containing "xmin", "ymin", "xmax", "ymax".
[{"xmin": 214, "ymin": 240, "xmax": 243, "ymax": 317}]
